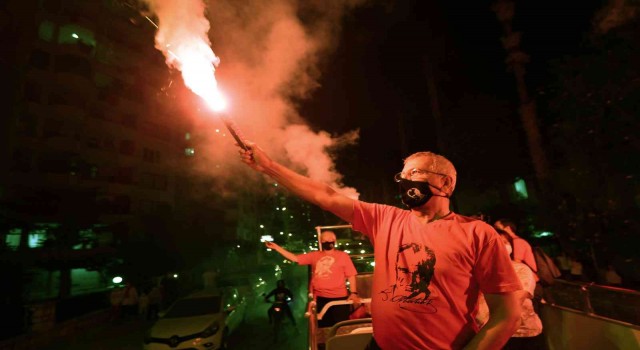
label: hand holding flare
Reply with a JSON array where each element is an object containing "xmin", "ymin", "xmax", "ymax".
[{"xmin": 239, "ymin": 141, "xmax": 272, "ymax": 173}]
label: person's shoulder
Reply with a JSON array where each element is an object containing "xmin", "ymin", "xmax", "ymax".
[
  {"xmin": 514, "ymin": 236, "xmax": 533, "ymax": 248},
  {"xmin": 337, "ymin": 250, "xmax": 352, "ymax": 258},
  {"xmin": 451, "ymin": 214, "xmax": 495, "ymax": 232},
  {"xmin": 451, "ymin": 213, "xmax": 488, "ymax": 225},
  {"xmin": 300, "ymin": 250, "xmax": 318, "ymax": 259}
]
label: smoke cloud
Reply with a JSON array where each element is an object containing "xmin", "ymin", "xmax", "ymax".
[
  {"xmin": 141, "ymin": 0, "xmax": 364, "ymax": 198},
  {"xmin": 594, "ymin": 0, "xmax": 638, "ymax": 34}
]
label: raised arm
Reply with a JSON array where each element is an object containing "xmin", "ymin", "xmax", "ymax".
[
  {"xmin": 463, "ymin": 291, "xmax": 522, "ymax": 350},
  {"xmin": 239, "ymin": 141, "xmax": 355, "ymax": 222},
  {"xmin": 265, "ymin": 241, "xmax": 299, "ymax": 263}
]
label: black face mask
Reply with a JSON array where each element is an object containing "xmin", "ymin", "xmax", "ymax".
[
  {"xmin": 321, "ymin": 241, "xmax": 335, "ymax": 251},
  {"xmin": 397, "ymin": 178, "xmax": 447, "ymax": 208}
]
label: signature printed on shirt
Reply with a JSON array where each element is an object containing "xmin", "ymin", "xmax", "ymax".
[
  {"xmin": 380, "ymin": 287, "xmax": 438, "ymax": 313},
  {"xmin": 378, "ymin": 242, "xmax": 438, "ymax": 314}
]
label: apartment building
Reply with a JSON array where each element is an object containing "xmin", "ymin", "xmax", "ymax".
[{"xmin": 2, "ymin": 0, "xmax": 194, "ymax": 298}]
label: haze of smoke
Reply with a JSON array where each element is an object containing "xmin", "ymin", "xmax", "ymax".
[
  {"xmin": 283, "ymin": 125, "xmax": 360, "ymax": 199},
  {"xmin": 141, "ymin": 0, "xmax": 364, "ymax": 198},
  {"xmin": 594, "ymin": 0, "xmax": 638, "ymax": 34}
]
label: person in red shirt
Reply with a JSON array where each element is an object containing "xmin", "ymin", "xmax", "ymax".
[
  {"xmin": 494, "ymin": 219, "xmax": 538, "ymax": 279},
  {"xmin": 241, "ymin": 142, "xmax": 522, "ymax": 350},
  {"xmin": 266, "ymin": 231, "xmax": 360, "ymax": 327}
]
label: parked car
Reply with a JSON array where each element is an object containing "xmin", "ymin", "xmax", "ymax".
[{"xmin": 143, "ymin": 288, "xmax": 245, "ymax": 350}]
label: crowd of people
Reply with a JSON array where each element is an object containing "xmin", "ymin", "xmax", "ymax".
[{"xmin": 108, "ymin": 276, "xmax": 175, "ymax": 323}]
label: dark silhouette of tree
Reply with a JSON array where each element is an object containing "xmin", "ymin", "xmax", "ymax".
[
  {"xmin": 492, "ymin": 0, "xmax": 551, "ymax": 191},
  {"xmin": 539, "ymin": 15, "xmax": 640, "ymax": 273}
]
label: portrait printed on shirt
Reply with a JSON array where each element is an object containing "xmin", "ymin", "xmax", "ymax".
[
  {"xmin": 381, "ymin": 242, "xmax": 437, "ymax": 313},
  {"xmin": 315, "ymin": 255, "xmax": 335, "ymax": 279}
]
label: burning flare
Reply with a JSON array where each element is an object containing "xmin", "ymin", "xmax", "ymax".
[{"xmin": 142, "ymin": 0, "xmax": 226, "ymax": 111}]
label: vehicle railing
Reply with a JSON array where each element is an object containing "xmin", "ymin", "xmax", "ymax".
[
  {"xmin": 325, "ymin": 318, "xmax": 374, "ymax": 350},
  {"xmin": 306, "ymin": 297, "xmax": 318, "ymax": 350},
  {"xmin": 316, "ymin": 299, "xmax": 371, "ymax": 321},
  {"xmin": 306, "ymin": 296, "xmax": 373, "ymax": 350},
  {"xmin": 315, "ymin": 224, "xmax": 353, "ymax": 232},
  {"xmin": 546, "ymin": 279, "xmax": 640, "ymax": 326}
]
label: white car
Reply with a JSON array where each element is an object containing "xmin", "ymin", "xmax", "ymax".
[{"xmin": 143, "ymin": 288, "xmax": 245, "ymax": 350}]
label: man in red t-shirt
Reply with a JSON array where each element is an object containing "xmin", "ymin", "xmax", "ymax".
[
  {"xmin": 266, "ymin": 231, "xmax": 360, "ymax": 327},
  {"xmin": 241, "ymin": 142, "xmax": 522, "ymax": 349}
]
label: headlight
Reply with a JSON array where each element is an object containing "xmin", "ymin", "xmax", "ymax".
[{"xmin": 200, "ymin": 323, "xmax": 219, "ymax": 338}]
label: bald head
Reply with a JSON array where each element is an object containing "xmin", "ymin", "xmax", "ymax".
[
  {"xmin": 321, "ymin": 231, "xmax": 337, "ymax": 242},
  {"xmin": 404, "ymin": 151, "xmax": 457, "ymax": 191}
]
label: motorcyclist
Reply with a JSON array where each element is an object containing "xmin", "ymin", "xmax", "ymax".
[{"xmin": 265, "ymin": 279, "xmax": 296, "ymax": 326}]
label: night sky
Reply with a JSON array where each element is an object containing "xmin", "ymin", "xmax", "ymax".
[{"xmin": 299, "ymin": 0, "xmax": 606, "ymax": 199}]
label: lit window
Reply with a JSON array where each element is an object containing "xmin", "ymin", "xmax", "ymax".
[
  {"xmin": 184, "ymin": 148, "xmax": 195, "ymax": 156},
  {"xmin": 185, "ymin": 132, "xmax": 191, "ymax": 140},
  {"xmin": 5, "ymin": 229, "xmax": 21, "ymax": 250},
  {"xmin": 57, "ymin": 24, "xmax": 96, "ymax": 49},
  {"xmin": 514, "ymin": 178, "xmax": 528, "ymax": 199},
  {"xmin": 28, "ymin": 231, "xmax": 45, "ymax": 248}
]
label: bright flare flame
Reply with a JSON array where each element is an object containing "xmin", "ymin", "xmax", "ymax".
[
  {"xmin": 141, "ymin": 0, "xmax": 226, "ymax": 111},
  {"xmin": 169, "ymin": 42, "xmax": 227, "ymax": 111}
]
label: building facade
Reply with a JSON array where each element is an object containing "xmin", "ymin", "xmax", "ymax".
[{"xmin": 2, "ymin": 0, "xmax": 193, "ymax": 299}]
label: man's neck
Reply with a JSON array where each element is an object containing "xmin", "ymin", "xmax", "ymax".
[{"xmin": 411, "ymin": 198, "xmax": 451, "ymax": 223}]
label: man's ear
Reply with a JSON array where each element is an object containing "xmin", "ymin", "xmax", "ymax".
[{"xmin": 443, "ymin": 176, "xmax": 454, "ymax": 194}]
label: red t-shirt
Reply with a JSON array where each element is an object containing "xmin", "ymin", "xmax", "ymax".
[
  {"xmin": 352, "ymin": 201, "xmax": 522, "ymax": 350},
  {"xmin": 297, "ymin": 250, "xmax": 357, "ymax": 298},
  {"xmin": 512, "ymin": 237, "xmax": 538, "ymax": 273}
]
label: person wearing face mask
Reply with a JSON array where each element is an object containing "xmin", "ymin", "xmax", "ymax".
[
  {"xmin": 265, "ymin": 230, "xmax": 360, "ymax": 327},
  {"xmin": 242, "ymin": 143, "xmax": 521, "ymax": 350}
]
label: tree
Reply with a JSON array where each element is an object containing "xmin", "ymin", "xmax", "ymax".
[
  {"xmin": 540, "ymin": 9, "xmax": 640, "ymax": 276},
  {"xmin": 492, "ymin": 0, "xmax": 551, "ymax": 191}
]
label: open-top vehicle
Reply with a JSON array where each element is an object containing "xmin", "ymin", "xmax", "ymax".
[
  {"xmin": 305, "ymin": 225, "xmax": 375, "ymax": 350},
  {"xmin": 305, "ymin": 225, "xmax": 640, "ymax": 350}
]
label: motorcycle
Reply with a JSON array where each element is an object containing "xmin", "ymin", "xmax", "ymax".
[{"xmin": 265, "ymin": 295, "xmax": 292, "ymax": 342}]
